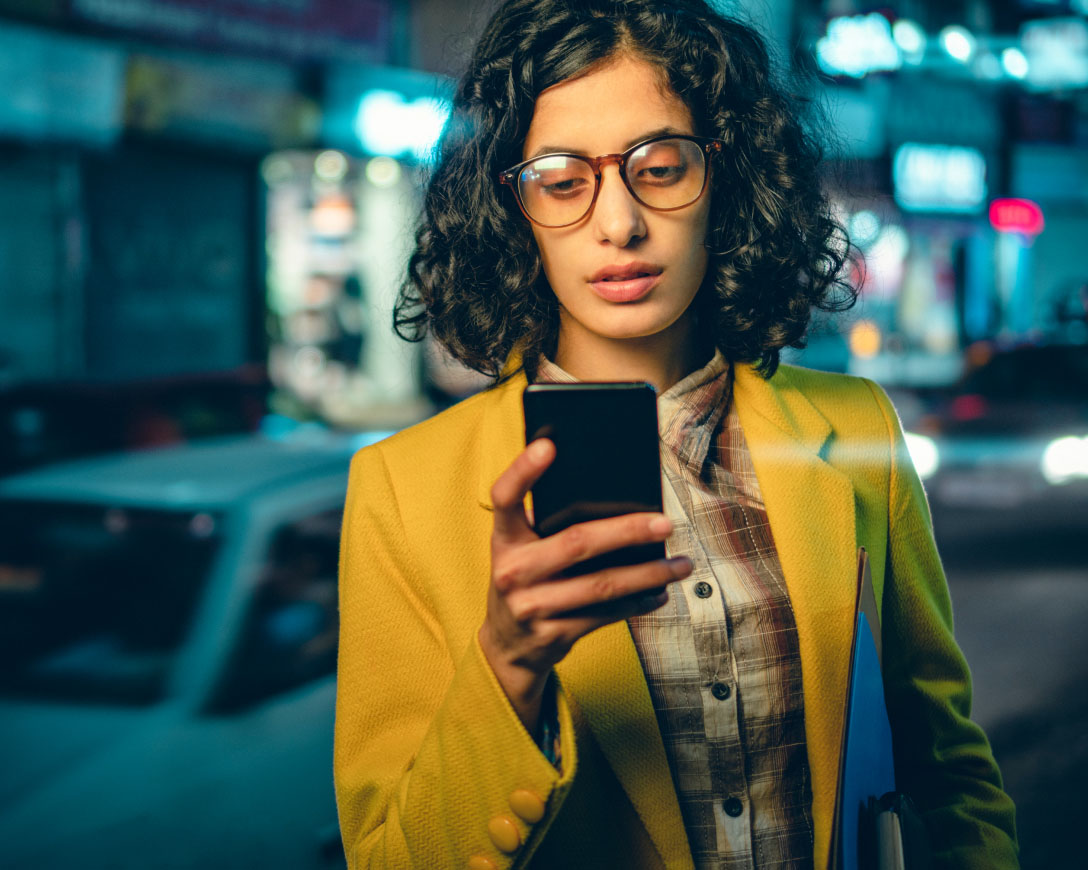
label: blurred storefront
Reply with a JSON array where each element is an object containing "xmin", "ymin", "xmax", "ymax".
[
  {"xmin": 795, "ymin": 0, "xmax": 1088, "ymax": 385},
  {"xmin": 260, "ymin": 63, "xmax": 469, "ymax": 430},
  {"xmin": 0, "ymin": 1, "xmax": 463, "ymax": 474},
  {"xmin": 2, "ymin": 0, "xmax": 1086, "ymax": 474},
  {"xmin": 261, "ymin": 147, "xmax": 432, "ymax": 429}
]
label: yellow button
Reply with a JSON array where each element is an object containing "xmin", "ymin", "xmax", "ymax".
[
  {"xmin": 508, "ymin": 789, "xmax": 546, "ymax": 824},
  {"xmin": 487, "ymin": 814, "xmax": 521, "ymax": 853},
  {"xmin": 467, "ymin": 856, "xmax": 497, "ymax": 870}
]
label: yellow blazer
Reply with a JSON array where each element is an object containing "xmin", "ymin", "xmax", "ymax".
[{"xmin": 334, "ymin": 362, "xmax": 1018, "ymax": 870}]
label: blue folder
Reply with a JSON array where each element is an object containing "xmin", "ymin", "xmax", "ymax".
[{"xmin": 828, "ymin": 548, "xmax": 897, "ymax": 870}]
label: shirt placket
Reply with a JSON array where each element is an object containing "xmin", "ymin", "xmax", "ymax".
[{"xmin": 662, "ymin": 459, "xmax": 756, "ymax": 869}]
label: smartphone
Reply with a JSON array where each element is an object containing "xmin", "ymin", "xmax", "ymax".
[{"xmin": 522, "ymin": 382, "xmax": 666, "ymax": 576}]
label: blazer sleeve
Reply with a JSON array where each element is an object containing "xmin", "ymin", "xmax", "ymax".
[
  {"xmin": 334, "ymin": 445, "xmax": 579, "ymax": 870},
  {"xmin": 865, "ymin": 380, "xmax": 1019, "ymax": 870}
]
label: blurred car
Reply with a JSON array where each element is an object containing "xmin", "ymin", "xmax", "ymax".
[
  {"xmin": 897, "ymin": 343, "xmax": 1088, "ymax": 536},
  {"xmin": 0, "ymin": 429, "xmax": 389, "ymax": 869}
]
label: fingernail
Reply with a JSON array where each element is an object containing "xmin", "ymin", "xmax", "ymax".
[
  {"xmin": 669, "ymin": 556, "xmax": 693, "ymax": 575},
  {"xmin": 649, "ymin": 516, "xmax": 672, "ymax": 535},
  {"xmin": 528, "ymin": 439, "xmax": 551, "ymax": 461}
]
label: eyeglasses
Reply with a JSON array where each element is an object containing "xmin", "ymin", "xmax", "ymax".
[{"xmin": 498, "ymin": 134, "xmax": 724, "ymax": 228}]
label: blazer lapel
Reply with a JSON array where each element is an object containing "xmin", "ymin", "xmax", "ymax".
[
  {"xmin": 556, "ymin": 624, "xmax": 695, "ymax": 870},
  {"xmin": 733, "ymin": 364, "xmax": 858, "ymax": 870}
]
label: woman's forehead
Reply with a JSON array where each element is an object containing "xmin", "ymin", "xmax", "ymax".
[{"xmin": 523, "ymin": 54, "xmax": 694, "ymax": 158}]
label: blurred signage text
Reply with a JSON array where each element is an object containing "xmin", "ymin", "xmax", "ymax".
[
  {"xmin": 125, "ymin": 51, "xmax": 319, "ymax": 149},
  {"xmin": 69, "ymin": 0, "xmax": 390, "ymax": 63},
  {"xmin": 0, "ymin": 21, "xmax": 124, "ymax": 145}
]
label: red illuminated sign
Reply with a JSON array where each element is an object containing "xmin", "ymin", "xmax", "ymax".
[{"xmin": 989, "ymin": 198, "xmax": 1045, "ymax": 236}]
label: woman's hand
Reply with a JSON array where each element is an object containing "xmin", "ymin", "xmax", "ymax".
[{"xmin": 478, "ymin": 437, "xmax": 693, "ymax": 733}]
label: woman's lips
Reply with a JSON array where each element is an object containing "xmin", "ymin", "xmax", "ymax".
[{"xmin": 589, "ymin": 272, "xmax": 661, "ymax": 302}]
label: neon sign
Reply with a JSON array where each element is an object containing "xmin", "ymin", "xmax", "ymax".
[
  {"xmin": 817, "ymin": 14, "xmax": 902, "ymax": 78},
  {"xmin": 989, "ymin": 198, "xmax": 1045, "ymax": 236},
  {"xmin": 893, "ymin": 143, "xmax": 988, "ymax": 214}
]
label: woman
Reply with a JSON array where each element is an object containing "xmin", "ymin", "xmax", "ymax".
[{"xmin": 334, "ymin": 2, "xmax": 1019, "ymax": 868}]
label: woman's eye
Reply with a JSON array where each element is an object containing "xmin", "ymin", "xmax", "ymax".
[
  {"xmin": 635, "ymin": 162, "xmax": 687, "ymax": 184},
  {"xmin": 538, "ymin": 175, "xmax": 590, "ymax": 197}
]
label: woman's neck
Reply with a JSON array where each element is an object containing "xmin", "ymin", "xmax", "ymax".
[{"xmin": 553, "ymin": 311, "xmax": 712, "ymax": 393}]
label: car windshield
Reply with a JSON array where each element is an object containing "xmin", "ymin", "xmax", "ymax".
[{"xmin": 0, "ymin": 499, "xmax": 222, "ymax": 705}]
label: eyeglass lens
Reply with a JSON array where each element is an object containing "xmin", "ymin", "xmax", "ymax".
[{"xmin": 516, "ymin": 137, "xmax": 707, "ymax": 227}]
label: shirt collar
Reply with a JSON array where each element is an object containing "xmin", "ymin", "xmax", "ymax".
[{"xmin": 533, "ymin": 350, "xmax": 728, "ymax": 393}]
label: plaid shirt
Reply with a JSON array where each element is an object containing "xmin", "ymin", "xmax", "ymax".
[{"xmin": 536, "ymin": 353, "xmax": 814, "ymax": 870}]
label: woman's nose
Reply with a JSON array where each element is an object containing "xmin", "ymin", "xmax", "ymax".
[{"xmin": 591, "ymin": 165, "xmax": 646, "ymax": 247}]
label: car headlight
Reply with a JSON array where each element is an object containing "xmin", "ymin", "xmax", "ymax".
[
  {"xmin": 1041, "ymin": 435, "xmax": 1088, "ymax": 485},
  {"xmin": 904, "ymin": 431, "xmax": 939, "ymax": 480}
]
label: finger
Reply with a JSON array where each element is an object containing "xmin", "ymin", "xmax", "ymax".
[
  {"xmin": 542, "ymin": 585, "xmax": 675, "ymax": 640},
  {"xmin": 490, "ymin": 438, "xmax": 555, "ymax": 541},
  {"xmin": 520, "ymin": 512, "xmax": 675, "ymax": 580},
  {"xmin": 493, "ymin": 511, "xmax": 673, "ymax": 590},
  {"xmin": 509, "ymin": 557, "xmax": 692, "ymax": 621}
]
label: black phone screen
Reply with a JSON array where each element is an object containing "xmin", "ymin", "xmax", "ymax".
[{"xmin": 522, "ymin": 382, "xmax": 665, "ymax": 575}]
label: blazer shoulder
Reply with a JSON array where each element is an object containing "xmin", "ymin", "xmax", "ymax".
[
  {"xmin": 776, "ymin": 362, "xmax": 886, "ymax": 410},
  {"xmin": 772, "ymin": 363, "xmax": 907, "ymax": 449},
  {"xmin": 347, "ymin": 376, "xmax": 524, "ymax": 497},
  {"xmin": 775, "ymin": 361, "xmax": 872, "ymax": 395}
]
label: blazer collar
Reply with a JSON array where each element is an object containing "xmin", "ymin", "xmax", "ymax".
[
  {"xmin": 472, "ymin": 356, "xmax": 841, "ymax": 507},
  {"xmin": 732, "ymin": 362, "xmax": 833, "ymax": 458},
  {"xmin": 475, "ymin": 369, "xmax": 530, "ymax": 511}
]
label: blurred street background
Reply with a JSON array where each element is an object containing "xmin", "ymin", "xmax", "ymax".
[{"xmin": 0, "ymin": 0, "xmax": 1084, "ymax": 867}]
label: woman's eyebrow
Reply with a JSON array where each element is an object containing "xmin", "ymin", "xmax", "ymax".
[
  {"xmin": 526, "ymin": 126, "xmax": 688, "ymax": 160},
  {"xmin": 622, "ymin": 126, "xmax": 686, "ymax": 149}
]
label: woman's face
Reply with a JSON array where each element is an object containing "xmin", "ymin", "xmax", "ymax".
[{"xmin": 522, "ymin": 54, "xmax": 712, "ymax": 359}]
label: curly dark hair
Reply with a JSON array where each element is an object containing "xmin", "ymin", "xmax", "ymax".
[{"xmin": 394, "ymin": 0, "xmax": 857, "ymax": 382}]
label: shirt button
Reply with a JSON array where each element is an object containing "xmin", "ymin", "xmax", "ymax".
[
  {"xmin": 711, "ymin": 681, "xmax": 731, "ymax": 700},
  {"xmin": 467, "ymin": 857, "xmax": 497, "ymax": 870},
  {"xmin": 694, "ymin": 581, "xmax": 713, "ymax": 598},
  {"xmin": 724, "ymin": 796, "xmax": 744, "ymax": 817}
]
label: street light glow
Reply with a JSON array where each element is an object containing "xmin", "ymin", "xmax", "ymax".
[
  {"xmin": 1041, "ymin": 435, "xmax": 1088, "ymax": 485},
  {"xmin": 1001, "ymin": 47, "xmax": 1030, "ymax": 80},
  {"xmin": 905, "ymin": 432, "xmax": 940, "ymax": 480},
  {"xmin": 940, "ymin": 26, "xmax": 977, "ymax": 63},
  {"xmin": 892, "ymin": 19, "xmax": 926, "ymax": 61},
  {"xmin": 848, "ymin": 209, "xmax": 882, "ymax": 247}
]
